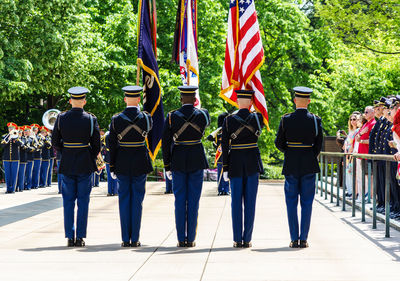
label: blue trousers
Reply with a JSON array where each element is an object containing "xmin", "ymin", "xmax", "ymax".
[
  {"xmin": 165, "ymin": 170, "xmax": 172, "ymax": 193},
  {"xmin": 172, "ymin": 170, "xmax": 203, "ymax": 242},
  {"xmin": 24, "ymin": 161, "xmax": 33, "ymax": 190},
  {"xmin": 230, "ymin": 173, "xmax": 259, "ymax": 243},
  {"xmin": 117, "ymin": 174, "xmax": 146, "ymax": 243},
  {"xmin": 57, "ymin": 160, "xmax": 63, "ymax": 193},
  {"xmin": 47, "ymin": 159, "xmax": 54, "ymax": 186},
  {"xmin": 3, "ymin": 161, "xmax": 19, "ymax": 193},
  {"xmin": 39, "ymin": 160, "xmax": 50, "ymax": 187},
  {"xmin": 217, "ymin": 163, "xmax": 230, "ymax": 193},
  {"xmin": 31, "ymin": 159, "xmax": 41, "ymax": 188},
  {"xmin": 106, "ymin": 164, "xmax": 118, "ymax": 195},
  {"xmin": 284, "ymin": 173, "xmax": 316, "ymax": 241},
  {"xmin": 62, "ymin": 174, "xmax": 92, "ymax": 239},
  {"xmin": 94, "ymin": 173, "xmax": 100, "ymax": 186},
  {"xmin": 17, "ymin": 163, "xmax": 26, "ymax": 192}
]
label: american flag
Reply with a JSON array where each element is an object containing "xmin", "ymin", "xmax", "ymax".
[{"xmin": 220, "ymin": 0, "xmax": 269, "ymax": 129}]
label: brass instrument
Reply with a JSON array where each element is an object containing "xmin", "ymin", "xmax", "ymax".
[
  {"xmin": 1, "ymin": 129, "xmax": 19, "ymax": 144},
  {"xmin": 42, "ymin": 109, "xmax": 61, "ymax": 130},
  {"xmin": 95, "ymin": 153, "xmax": 106, "ymax": 175}
]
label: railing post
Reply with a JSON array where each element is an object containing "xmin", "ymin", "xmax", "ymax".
[
  {"xmin": 336, "ymin": 158, "xmax": 340, "ymax": 207},
  {"xmin": 320, "ymin": 155, "xmax": 324, "ymax": 197},
  {"xmin": 352, "ymin": 156, "xmax": 357, "ymax": 217},
  {"xmin": 361, "ymin": 158, "xmax": 366, "ymax": 222},
  {"xmin": 330, "ymin": 158, "xmax": 334, "ymax": 203},
  {"xmin": 324, "ymin": 156, "xmax": 328, "ymax": 199},
  {"xmin": 342, "ymin": 155, "xmax": 347, "ymax": 211},
  {"xmin": 367, "ymin": 161, "xmax": 372, "ymax": 204},
  {"xmin": 385, "ymin": 161, "xmax": 391, "ymax": 238},
  {"xmin": 372, "ymin": 160, "xmax": 377, "ymax": 229}
]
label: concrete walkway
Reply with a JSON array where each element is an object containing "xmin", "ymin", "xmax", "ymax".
[{"xmin": 0, "ymin": 181, "xmax": 399, "ymax": 281}]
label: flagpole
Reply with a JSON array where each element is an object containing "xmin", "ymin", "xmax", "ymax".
[
  {"xmin": 186, "ymin": 59, "xmax": 191, "ymax": 85},
  {"xmin": 136, "ymin": 60, "xmax": 141, "ymax": 85}
]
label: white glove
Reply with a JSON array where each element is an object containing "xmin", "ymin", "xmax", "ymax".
[
  {"xmin": 166, "ymin": 171, "xmax": 172, "ymax": 180},
  {"xmin": 110, "ymin": 172, "xmax": 117, "ymax": 180},
  {"xmin": 223, "ymin": 172, "xmax": 229, "ymax": 182}
]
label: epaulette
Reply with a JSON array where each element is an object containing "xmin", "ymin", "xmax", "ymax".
[
  {"xmin": 112, "ymin": 112, "xmax": 122, "ymax": 118},
  {"xmin": 86, "ymin": 111, "xmax": 97, "ymax": 118},
  {"xmin": 142, "ymin": 110, "xmax": 151, "ymax": 117},
  {"xmin": 282, "ymin": 113, "xmax": 291, "ymax": 118}
]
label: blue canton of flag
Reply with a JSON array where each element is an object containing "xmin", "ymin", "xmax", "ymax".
[{"xmin": 137, "ymin": 0, "xmax": 164, "ymax": 161}]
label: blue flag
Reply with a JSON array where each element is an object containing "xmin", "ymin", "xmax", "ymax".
[{"xmin": 137, "ymin": 0, "xmax": 164, "ymax": 161}]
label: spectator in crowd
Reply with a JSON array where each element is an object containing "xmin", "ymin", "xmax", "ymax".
[{"xmin": 342, "ymin": 113, "xmax": 360, "ymax": 197}]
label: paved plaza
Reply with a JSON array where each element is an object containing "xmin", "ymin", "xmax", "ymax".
[{"xmin": 0, "ymin": 181, "xmax": 399, "ymax": 281}]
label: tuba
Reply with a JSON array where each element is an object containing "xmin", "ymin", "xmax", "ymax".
[{"xmin": 42, "ymin": 109, "xmax": 61, "ymax": 131}]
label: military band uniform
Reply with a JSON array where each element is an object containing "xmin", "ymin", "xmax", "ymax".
[
  {"xmin": 39, "ymin": 133, "xmax": 52, "ymax": 187},
  {"xmin": 31, "ymin": 126, "xmax": 42, "ymax": 189},
  {"xmin": 104, "ymin": 132, "xmax": 118, "ymax": 196},
  {"xmin": 207, "ymin": 112, "xmax": 230, "ymax": 195},
  {"xmin": 162, "ymin": 86, "xmax": 210, "ymax": 246},
  {"xmin": 109, "ymin": 86, "xmax": 153, "ymax": 246},
  {"xmin": 274, "ymin": 87, "xmax": 323, "ymax": 247},
  {"xmin": 24, "ymin": 132, "xmax": 35, "ymax": 190},
  {"xmin": 16, "ymin": 132, "xmax": 28, "ymax": 192},
  {"xmin": 52, "ymin": 87, "xmax": 101, "ymax": 245},
  {"xmin": 1, "ymin": 123, "xmax": 21, "ymax": 193},
  {"xmin": 221, "ymin": 91, "xmax": 264, "ymax": 246},
  {"xmin": 376, "ymin": 113, "xmax": 389, "ymax": 211}
]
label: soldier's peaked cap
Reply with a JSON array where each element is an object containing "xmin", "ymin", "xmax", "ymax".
[
  {"xmin": 293, "ymin": 86, "xmax": 313, "ymax": 98},
  {"xmin": 122, "ymin": 85, "xmax": 142, "ymax": 98},
  {"xmin": 178, "ymin": 85, "xmax": 198, "ymax": 96},
  {"xmin": 235, "ymin": 89, "xmax": 254, "ymax": 99},
  {"xmin": 68, "ymin": 87, "xmax": 89, "ymax": 100}
]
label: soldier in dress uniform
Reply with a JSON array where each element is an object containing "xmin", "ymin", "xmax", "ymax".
[
  {"xmin": 162, "ymin": 85, "xmax": 210, "ymax": 247},
  {"xmin": 56, "ymin": 149, "xmax": 63, "ymax": 194},
  {"xmin": 108, "ymin": 85, "xmax": 153, "ymax": 247},
  {"xmin": 1, "ymin": 122, "xmax": 21, "ymax": 193},
  {"xmin": 30, "ymin": 124, "xmax": 42, "ymax": 189},
  {"xmin": 376, "ymin": 98, "xmax": 390, "ymax": 213},
  {"xmin": 221, "ymin": 90, "xmax": 264, "ymax": 248},
  {"xmin": 52, "ymin": 86, "xmax": 101, "ymax": 247},
  {"xmin": 47, "ymin": 130, "xmax": 55, "ymax": 187},
  {"xmin": 274, "ymin": 86, "xmax": 323, "ymax": 248},
  {"xmin": 16, "ymin": 126, "xmax": 28, "ymax": 192},
  {"xmin": 39, "ymin": 126, "xmax": 52, "ymax": 188},
  {"xmin": 207, "ymin": 112, "xmax": 230, "ymax": 196},
  {"xmin": 104, "ymin": 130, "xmax": 118, "ymax": 196},
  {"xmin": 24, "ymin": 126, "xmax": 35, "ymax": 190}
]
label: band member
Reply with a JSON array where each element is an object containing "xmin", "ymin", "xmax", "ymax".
[
  {"xmin": 109, "ymin": 85, "xmax": 153, "ymax": 247},
  {"xmin": 39, "ymin": 126, "xmax": 51, "ymax": 188},
  {"xmin": 24, "ymin": 126, "xmax": 35, "ymax": 190},
  {"xmin": 207, "ymin": 112, "xmax": 230, "ymax": 195},
  {"xmin": 221, "ymin": 90, "xmax": 264, "ymax": 248},
  {"xmin": 30, "ymin": 124, "xmax": 42, "ymax": 189},
  {"xmin": 275, "ymin": 86, "xmax": 323, "ymax": 248},
  {"xmin": 52, "ymin": 86, "xmax": 101, "ymax": 247},
  {"xmin": 1, "ymin": 122, "xmax": 21, "ymax": 193},
  {"xmin": 104, "ymin": 130, "xmax": 118, "ymax": 196},
  {"xmin": 162, "ymin": 85, "xmax": 210, "ymax": 247},
  {"xmin": 16, "ymin": 126, "xmax": 28, "ymax": 192},
  {"xmin": 47, "ymin": 130, "xmax": 55, "ymax": 187}
]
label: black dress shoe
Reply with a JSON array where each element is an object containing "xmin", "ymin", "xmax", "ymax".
[
  {"xmin": 217, "ymin": 192, "xmax": 222, "ymax": 196},
  {"xmin": 121, "ymin": 242, "xmax": 131, "ymax": 247},
  {"xmin": 177, "ymin": 241, "xmax": 186, "ymax": 247},
  {"xmin": 131, "ymin": 241, "xmax": 141, "ymax": 247},
  {"xmin": 107, "ymin": 193, "xmax": 112, "ymax": 196},
  {"xmin": 67, "ymin": 239, "xmax": 75, "ymax": 247},
  {"xmin": 186, "ymin": 241, "xmax": 196, "ymax": 247},
  {"xmin": 289, "ymin": 240, "xmax": 299, "ymax": 248},
  {"xmin": 233, "ymin": 242, "xmax": 243, "ymax": 248},
  {"xmin": 299, "ymin": 240, "xmax": 309, "ymax": 248},
  {"xmin": 75, "ymin": 238, "xmax": 85, "ymax": 247},
  {"xmin": 243, "ymin": 242, "xmax": 252, "ymax": 248}
]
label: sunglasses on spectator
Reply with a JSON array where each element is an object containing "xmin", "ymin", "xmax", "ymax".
[{"xmin": 350, "ymin": 118, "xmax": 357, "ymax": 121}]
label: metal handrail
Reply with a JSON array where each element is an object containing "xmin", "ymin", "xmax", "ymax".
[{"xmin": 318, "ymin": 152, "xmax": 398, "ymax": 238}]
